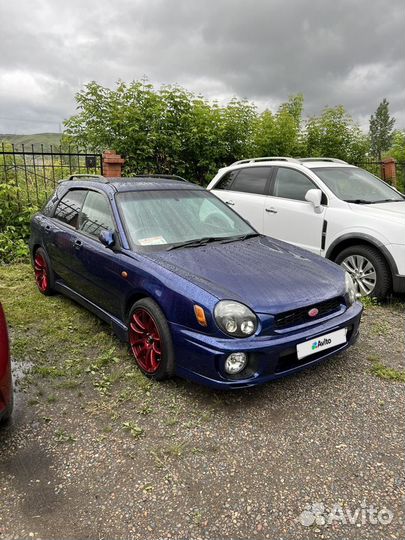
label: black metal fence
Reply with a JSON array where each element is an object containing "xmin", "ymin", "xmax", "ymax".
[
  {"xmin": 1, "ymin": 142, "xmax": 404, "ymax": 212},
  {"xmin": 0, "ymin": 143, "xmax": 103, "ymax": 209},
  {"xmin": 354, "ymin": 159, "xmax": 405, "ymax": 192}
]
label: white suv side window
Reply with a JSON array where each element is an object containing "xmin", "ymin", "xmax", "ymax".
[
  {"xmin": 231, "ymin": 167, "xmax": 272, "ymax": 195},
  {"xmin": 273, "ymin": 168, "xmax": 315, "ymax": 201}
]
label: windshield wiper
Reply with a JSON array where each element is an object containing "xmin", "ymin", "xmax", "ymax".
[
  {"xmin": 219, "ymin": 232, "xmax": 261, "ymax": 244},
  {"xmin": 343, "ymin": 199, "xmax": 374, "ymax": 204},
  {"xmin": 166, "ymin": 236, "xmax": 227, "ymax": 250},
  {"xmin": 370, "ymin": 198, "xmax": 405, "ymax": 203},
  {"xmin": 345, "ymin": 198, "xmax": 405, "ymax": 204},
  {"xmin": 166, "ymin": 233, "xmax": 260, "ymax": 250}
]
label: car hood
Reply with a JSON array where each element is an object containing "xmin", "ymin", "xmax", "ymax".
[
  {"xmin": 348, "ymin": 201, "xmax": 405, "ymax": 224},
  {"xmin": 144, "ymin": 236, "xmax": 346, "ymax": 314}
]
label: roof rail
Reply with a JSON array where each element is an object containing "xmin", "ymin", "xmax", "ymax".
[
  {"xmin": 231, "ymin": 157, "xmax": 300, "ymax": 166},
  {"xmin": 132, "ymin": 174, "xmax": 188, "ymax": 182},
  {"xmin": 299, "ymin": 158, "xmax": 348, "ymax": 164},
  {"xmin": 67, "ymin": 174, "xmax": 106, "ymax": 181}
]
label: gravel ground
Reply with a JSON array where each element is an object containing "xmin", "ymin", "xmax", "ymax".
[{"xmin": 0, "ymin": 266, "xmax": 404, "ymax": 540}]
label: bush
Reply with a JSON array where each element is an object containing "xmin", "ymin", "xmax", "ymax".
[
  {"xmin": 0, "ymin": 225, "xmax": 30, "ymax": 263},
  {"xmin": 0, "ymin": 181, "xmax": 41, "ymax": 264}
]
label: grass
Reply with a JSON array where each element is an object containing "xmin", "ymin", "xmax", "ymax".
[
  {"xmin": 122, "ymin": 421, "xmax": 144, "ymax": 439},
  {"xmin": 370, "ymin": 361, "xmax": 405, "ymax": 382},
  {"xmin": 0, "ymin": 262, "xmax": 155, "ymax": 417},
  {"xmin": 165, "ymin": 442, "xmax": 187, "ymax": 457},
  {"xmin": 361, "ymin": 296, "xmax": 379, "ymax": 309},
  {"xmin": 34, "ymin": 366, "xmax": 65, "ymax": 378},
  {"xmin": 371, "ymin": 321, "xmax": 391, "ymax": 337},
  {"xmin": 54, "ymin": 429, "xmax": 77, "ymax": 443}
]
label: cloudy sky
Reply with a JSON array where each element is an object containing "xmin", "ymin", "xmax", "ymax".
[{"xmin": 0, "ymin": 0, "xmax": 404, "ymax": 134}]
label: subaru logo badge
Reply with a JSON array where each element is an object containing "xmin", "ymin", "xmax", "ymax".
[{"xmin": 308, "ymin": 307, "xmax": 319, "ymax": 317}]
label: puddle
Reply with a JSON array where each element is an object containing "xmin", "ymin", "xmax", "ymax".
[{"xmin": 12, "ymin": 359, "xmax": 33, "ymax": 399}]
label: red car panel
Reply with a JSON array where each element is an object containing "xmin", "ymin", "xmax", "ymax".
[{"xmin": 0, "ymin": 302, "xmax": 12, "ymax": 422}]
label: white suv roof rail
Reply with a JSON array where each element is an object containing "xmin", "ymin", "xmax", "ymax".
[
  {"xmin": 231, "ymin": 156, "xmax": 300, "ymax": 166},
  {"xmin": 299, "ymin": 157, "xmax": 348, "ymax": 164}
]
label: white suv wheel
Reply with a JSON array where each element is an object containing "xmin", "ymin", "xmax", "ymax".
[
  {"xmin": 335, "ymin": 244, "xmax": 391, "ymax": 299},
  {"xmin": 341, "ymin": 255, "xmax": 377, "ymax": 296}
]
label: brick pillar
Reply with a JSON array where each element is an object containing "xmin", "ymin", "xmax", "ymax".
[
  {"xmin": 381, "ymin": 157, "xmax": 397, "ymax": 187},
  {"xmin": 102, "ymin": 150, "xmax": 125, "ymax": 178}
]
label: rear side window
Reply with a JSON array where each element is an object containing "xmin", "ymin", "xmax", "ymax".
[
  {"xmin": 79, "ymin": 191, "xmax": 115, "ymax": 239},
  {"xmin": 214, "ymin": 170, "xmax": 239, "ymax": 190},
  {"xmin": 53, "ymin": 189, "xmax": 87, "ymax": 228},
  {"xmin": 272, "ymin": 168, "xmax": 315, "ymax": 201},
  {"xmin": 229, "ymin": 167, "xmax": 272, "ymax": 195}
]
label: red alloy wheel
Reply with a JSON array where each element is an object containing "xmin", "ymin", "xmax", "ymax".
[
  {"xmin": 34, "ymin": 252, "xmax": 49, "ymax": 293},
  {"xmin": 129, "ymin": 308, "xmax": 162, "ymax": 374}
]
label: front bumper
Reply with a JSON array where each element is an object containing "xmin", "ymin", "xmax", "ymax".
[{"xmin": 171, "ymin": 302, "xmax": 363, "ymax": 389}]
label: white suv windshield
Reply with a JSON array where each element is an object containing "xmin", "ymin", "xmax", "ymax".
[
  {"xmin": 314, "ymin": 167, "xmax": 404, "ymax": 203},
  {"xmin": 117, "ymin": 189, "xmax": 255, "ymax": 251}
]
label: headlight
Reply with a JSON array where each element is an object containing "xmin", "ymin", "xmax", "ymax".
[
  {"xmin": 214, "ymin": 300, "xmax": 258, "ymax": 337},
  {"xmin": 345, "ymin": 271, "xmax": 357, "ymax": 305}
]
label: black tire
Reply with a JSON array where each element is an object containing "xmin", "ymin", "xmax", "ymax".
[
  {"xmin": 128, "ymin": 298, "xmax": 175, "ymax": 381},
  {"xmin": 334, "ymin": 244, "xmax": 391, "ymax": 299},
  {"xmin": 33, "ymin": 247, "xmax": 55, "ymax": 296}
]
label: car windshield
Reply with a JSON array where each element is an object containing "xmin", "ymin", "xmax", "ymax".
[
  {"xmin": 313, "ymin": 167, "xmax": 404, "ymax": 203},
  {"xmin": 116, "ymin": 189, "xmax": 256, "ymax": 251}
]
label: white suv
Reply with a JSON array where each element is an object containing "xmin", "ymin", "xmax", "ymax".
[{"xmin": 207, "ymin": 157, "xmax": 405, "ymax": 298}]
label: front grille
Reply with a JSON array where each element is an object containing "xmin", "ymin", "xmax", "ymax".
[{"xmin": 275, "ymin": 297, "xmax": 344, "ymax": 330}]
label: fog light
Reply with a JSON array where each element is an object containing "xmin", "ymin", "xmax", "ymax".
[{"xmin": 224, "ymin": 352, "xmax": 247, "ymax": 374}]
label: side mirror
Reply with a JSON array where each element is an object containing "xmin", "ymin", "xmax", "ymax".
[
  {"xmin": 305, "ymin": 189, "xmax": 323, "ymax": 213},
  {"xmin": 99, "ymin": 229, "xmax": 115, "ymax": 248}
]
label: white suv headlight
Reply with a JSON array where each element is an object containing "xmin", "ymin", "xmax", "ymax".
[
  {"xmin": 214, "ymin": 300, "xmax": 258, "ymax": 337},
  {"xmin": 345, "ymin": 271, "xmax": 357, "ymax": 305}
]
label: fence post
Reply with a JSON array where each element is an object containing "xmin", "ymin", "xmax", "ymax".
[
  {"xmin": 102, "ymin": 150, "xmax": 125, "ymax": 177},
  {"xmin": 381, "ymin": 157, "xmax": 397, "ymax": 187}
]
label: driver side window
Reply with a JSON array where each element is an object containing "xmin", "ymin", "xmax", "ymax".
[
  {"xmin": 79, "ymin": 191, "xmax": 115, "ymax": 239},
  {"xmin": 273, "ymin": 168, "xmax": 315, "ymax": 201}
]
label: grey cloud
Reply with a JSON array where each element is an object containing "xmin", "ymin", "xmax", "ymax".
[{"xmin": 0, "ymin": 0, "xmax": 403, "ymax": 133}]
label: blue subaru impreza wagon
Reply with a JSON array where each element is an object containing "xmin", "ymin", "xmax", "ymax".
[{"xmin": 30, "ymin": 175, "xmax": 362, "ymax": 389}]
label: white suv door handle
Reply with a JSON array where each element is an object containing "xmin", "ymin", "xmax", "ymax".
[
  {"xmin": 266, "ymin": 207, "xmax": 278, "ymax": 214},
  {"xmin": 225, "ymin": 200, "xmax": 235, "ymax": 206}
]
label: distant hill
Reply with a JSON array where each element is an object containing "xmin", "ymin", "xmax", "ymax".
[{"xmin": 0, "ymin": 133, "xmax": 62, "ymax": 150}]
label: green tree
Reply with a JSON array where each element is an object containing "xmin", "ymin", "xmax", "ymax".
[
  {"xmin": 64, "ymin": 80, "xmax": 164, "ymax": 171},
  {"xmin": 64, "ymin": 80, "xmax": 258, "ymax": 184},
  {"xmin": 219, "ymin": 98, "xmax": 257, "ymax": 164},
  {"xmin": 64, "ymin": 80, "xmax": 369, "ymax": 183},
  {"xmin": 385, "ymin": 130, "xmax": 405, "ymax": 162},
  {"xmin": 254, "ymin": 95, "xmax": 304, "ymax": 157},
  {"xmin": 305, "ymin": 105, "xmax": 368, "ymax": 162},
  {"xmin": 369, "ymin": 98, "xmax": 396, "ymax": 160},
  {"xmin": 183, "ymin": 98, "xmax": 223, "ymax": 183}
]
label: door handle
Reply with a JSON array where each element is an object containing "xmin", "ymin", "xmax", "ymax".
[
  {"xmin": 265, "ymin": 207, "xmax": 278, "ymax": 214},
  {"xmin": 225, "ymin": 200, "xmax": 235, "ymax": 206},
  {"xmin": 74, "ymin": 239, "xmax": 83, "ymax": 251}
]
